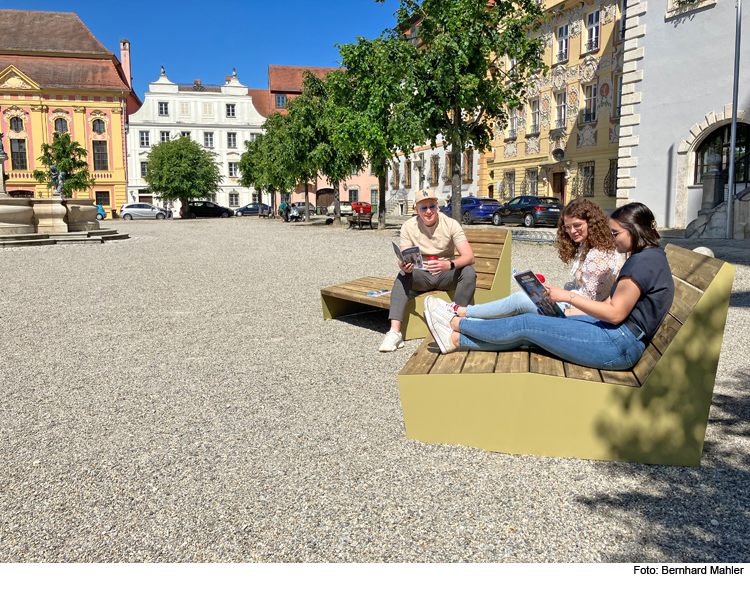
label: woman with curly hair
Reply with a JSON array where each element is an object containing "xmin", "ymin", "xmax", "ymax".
[
  {"xmin": 431, "ymin": 198, "xmax": 620, "ymax": 320},
  {"xmin": 423, "ymin": 202, "xmax": 674, "ymax": 370}
]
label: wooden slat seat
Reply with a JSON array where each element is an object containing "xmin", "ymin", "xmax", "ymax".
[
  {"xmin": 398, "ymin": 244, "xmax": 736, "ymax": 466},
  {"xmin": 347, "ymin": 212, "xmax": 375, "ymax": 229},
  {"xmin": 321, "ymin": 229, "xmax": 512, "ymax": 340}
]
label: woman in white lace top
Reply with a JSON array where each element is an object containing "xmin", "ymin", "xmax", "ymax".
[{"xmin": 436, "ymin": 199, "xmax": 620, "ymax": 319}]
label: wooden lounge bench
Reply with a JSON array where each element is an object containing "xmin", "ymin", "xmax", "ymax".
[
  {"xmin": 348, "ymin": 212, "xmax": 375, "ymax": 229},
  {"xmin": 398, "ymin": 244, "xmax": 735, "ymax": 467},
  {"xmin": 320, "ymin": 229, "xmax": 512, "ymax": 340}
]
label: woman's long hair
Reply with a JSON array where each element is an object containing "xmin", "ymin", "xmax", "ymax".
[
  {"xmin": 610, "ymin": 202, "xmax": 661, "ymax": 255},
  {"xmin": 555, "ymin": 199, "xmax": 615, "ymax": 264}
]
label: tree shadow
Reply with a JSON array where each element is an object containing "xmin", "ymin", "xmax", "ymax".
[{"xmin": 332, "ymin": 308, "xmax": 391, "ymax": 335}]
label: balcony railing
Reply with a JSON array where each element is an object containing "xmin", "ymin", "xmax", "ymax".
[
  {"xmin": 553, "ymin": 118, "xmax": 566, "ymax": 130},
  {"xmin": 528, "ymin": 124, "xmax": 540, "ymax": 135},
  {"xmin": 585, "ymin": 38, "xmax": 599, "ymax": 52},
  {"xmin": 555, "ymin": 51, "xmax": 568, "ymax": 64},
  {"xmin": 581, "ymin": 110, "xmax": 597, "ymax": 124},
  {"xmin": 507, "ymin": 129, "xmax": 517, "ymax": 140}
]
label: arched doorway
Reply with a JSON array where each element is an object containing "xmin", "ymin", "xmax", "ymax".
[
  {"xmin": 316, "ymin": 188, "xmax": 334, "ymax": 210},
  {"xmin": 694, "ymin": 123, "xmax": 750, "ymax": 185}
]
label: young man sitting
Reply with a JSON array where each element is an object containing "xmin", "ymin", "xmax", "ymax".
[{"xmin": 380, "ymin": 189, "xmax": 476, "ymax": 352}]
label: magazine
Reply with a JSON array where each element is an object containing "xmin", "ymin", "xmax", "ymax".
[
  {"xmin": 513, "ymin": 270, "xmax": 566, "ymax": 318},
  {"xmin": 392, "ymin": 241, "xmax": 424, "ymax": 269}
]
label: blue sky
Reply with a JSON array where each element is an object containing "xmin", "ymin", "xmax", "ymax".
[{"xmin": 16, "ymin": 0, "xmax": 402, "ymax": 97}]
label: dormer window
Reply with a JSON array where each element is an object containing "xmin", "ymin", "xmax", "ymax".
[
  {"xmin": 54, "ymin": 118, "xmax": 68, "ymax": 134},
  {"xmin": 9, "ymin": 117, "xmax": 23, "ymax": 132},
  {"xmin": 158, "ymin": 102, "xmax": 169, "ymax": 116},
  {"xmin": 92, "ymin": 119, "xmax": 105, "ymax": 134}
]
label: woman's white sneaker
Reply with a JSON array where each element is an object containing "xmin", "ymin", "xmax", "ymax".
[
  {"xmin": 424, "ymin": 296, "xmax": 458, "ymax": 354},
  {"xmin": 379, "ymin": 329, "xmax": 404, "ymax": 352}
]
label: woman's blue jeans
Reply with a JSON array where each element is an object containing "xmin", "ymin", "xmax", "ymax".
[
  {"xmin": 457, "ymin": 314, "xmax": 646, "ymax": 370},
  {"xmin": 466, "ymin": 291, "xmax": 538, "ymax": 319}
]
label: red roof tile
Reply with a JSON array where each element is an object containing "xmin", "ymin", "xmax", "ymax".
[
  {"xmin": 268, "ymin": 65, "xmax": 339, "ymax": 93},
  {"xmin": 247, "ymin": 88, "xmax": 270, "ymax": 118},
  {"xmin": 0, "ymin": 10, "xmax": 113, "ymax": 56},
  {"xmin": 0, "ymin": 56, "xmax": 130, "ymax": 91}
]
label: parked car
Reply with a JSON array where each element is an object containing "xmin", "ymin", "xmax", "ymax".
[
  {"xmin": 327, "ymin": 202, "xmax": 353, "ymax": 216},
  {"xmin": 235, "ymin": 203, "xmax": 270, "ymax": 216},
  {"xmin": 120, "ymin": 202, "xmax": 169, "ymax": 220},
  {"xmin": 180, "ymin": 201, "xmax": 234, "ymax": 218},
  {"xmin": 96, "ymin": 205, "xmax": 106, "ymax": 220},
  {"xmin": 292, "ymin": 201, "xmax": 316, "ymax": 217},
  {"xmin": 441, "ymin": 197, "xmax": 502, "ymax": 225},
  {"xmin": 350, "ymin": 201, "xmax": 372, "ymax": 214},
  {"xmin": 492, "ymin": 196, "xmax": 562, "ymax": 228}
]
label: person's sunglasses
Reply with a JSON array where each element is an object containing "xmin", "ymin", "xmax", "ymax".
[
  {"xmin": 611, "ymin": 229, "xmax": 625, "ymax": 239},
  {"xmin": 563, "ymin": 222, "xmax": 585, "ymax": 232},
  {"xmin": 419, "ymin": 204, "xmax": 438, "ymax": 212}
]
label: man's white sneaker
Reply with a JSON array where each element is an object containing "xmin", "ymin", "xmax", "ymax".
[
  {"xmin": 424, "ymin": 296, "xmax": 458, "ymax": 354},
  {"xmin": 379, "ymin": 329, "xmax": 404, "ymax": 352}
]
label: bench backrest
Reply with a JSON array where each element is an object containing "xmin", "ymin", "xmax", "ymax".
[{"xmin": 458, "ymin": 229, "xmax": 509, "ymax": 290}]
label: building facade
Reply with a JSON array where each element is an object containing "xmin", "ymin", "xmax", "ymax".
[
  {"xmin": 478, "ymin": 0, "xmax": 625, "ymax": 212},
  {"xmin": 617, "ymin": 0, "xmax": 750, "ymax": 232},
  {"xmin": 126, "ymin": 68, "xmax": 267, "ymax": 210},
  {"xmin": 0, "ymin": 10, "xmax": 139, "ymax": 216}
]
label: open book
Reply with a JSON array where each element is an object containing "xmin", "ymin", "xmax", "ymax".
[
  {"xmin": 513, "ymin": 270, "xmax": 566, "ymax": 318},
  {"xmin": 392, "ymin": 241, "xmax": 424, "ymax": 269}
]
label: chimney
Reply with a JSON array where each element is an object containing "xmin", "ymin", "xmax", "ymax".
[
  {"xmin": 119, "ymin": 39, "xmax": 132, "ymax": 88},
  {"xmin": 194, "ymin": 79, "xmax": 202, "ymax": 86},
  {"xmin": 225, "ymin": 76, "xmax": 232, "ymax": 83}
]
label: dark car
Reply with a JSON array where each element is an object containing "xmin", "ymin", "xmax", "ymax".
[
  {"xmin": 235, "ymin": 203, "xmax": 270, "ymax": 217},
  {"xmin": 492, "ymin": 196, "xmax": 562, "ymax": 228},
  {"xmin": 181, "ymin": 201, "xmax": 234, "ymax": 218},
  {"xmin": 292, "ymin": 201, "xmax": 316, "ymax": 217},
  {"xmin": 441, "ymin": 197, "xmax": 502, "ymax": 225}
]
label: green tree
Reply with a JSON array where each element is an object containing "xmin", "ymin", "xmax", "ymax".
[
  {"xmin": 332, "ymin": 35, "xmax": 423, "ymax": 229},
  {"xmin": 144, "ymin": 136, "xmax": 223, "ymax": 217},
  {"xmin": 238, "ymin": 133, "xmax": 270, "ymax": 215},
  {"xmin": 386, "ymin": 0, "xmax": 546, "ymax": 221},
  {"xmin": 304, "ymin": 71, "xmax": 366, "ymax": 224},
  {"xmin": 32, "ymin": 132, "xmax": 95, "ymax": 197}
]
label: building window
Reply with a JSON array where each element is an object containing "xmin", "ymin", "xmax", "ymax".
[
  {"xmin": 604, "ymin": 158, "xmax": 619, "ymax": 197},
  {"xmin": 180, "ymin": 103, "xmax": 190, "ymax": 116},
  {"xmin": 181, "ymin": 131, "xmax": 190, "ymax": 138},
  {"xmin": 350, "ymin": 165, "xmax": 359, "ymax": 176},
  {"xmin": 54, "ymin": 118, "xmax": 68, "ymax": 134},
  {"xmin": 207, "ymin": 194, "xmax": 217, "ymax": 203},
  {"xmin": 141, "ymin": 162, "xmax": 147, "ymax": 178},
  {"xmin": 579, "ymin": 162, "xmax": 595, "ymax": 196},
  {"xmin": 619, "ymin": 0, "xmax": 628, "ymax": 42},
  {"xmin": 276, "ymin": 94, "xmax": 287, "ymax": 109},
  {"xmin": 9, "ymin": 117, "xmax": 24, "ymax": 132},
  {"xmin": 227, "ymin": 132, "xmax": 237, "ymax": 148},
  {"xmin": 160, "ymin": 131, "xmax": 170, "ymax": 143},
  {"xmin": 526, "ymin": 169, "xmax": 538, "ymax": 196},
  {"xmin": 582, "ymin": 83, "xmax": 597, "ymax": 123},
  {"xmin": 93, "ymin": 140, "xmax": 108, "ymax": 170},
  {"xmin": 92, "ymin": 119, "xmax": 105, "ymax": 134},
  {"xmin": 431, "ymin": 155, "xmax": 440, "ymax": 186},
  {"xmin": 586, "ymin": 10, "xmax": 600, "ymax": 52},
  {"xmin": 463, "ymin": 151, "xmax": 473, "ymax": 182},
  {"xmin": 370, "ymin": 188, "xmax": 378, "ymax": 204},
  {"xmin": 556, "ymin": 24, "xmax": 569, "ymax": 63},
  {"xmin": 158, "ymin": 102, "xmax": 169, "ymax": 116},
  {"xmin": 229, "ymin": 192, "xmax": 239, "ymax": 207},
  {"xmin": 228, "ymin": 162, "xmax": 239, "ymax": 177},
  {"xmin": 614, "ymin": 74, "xmax": 623, "ymax": 118},
  {"xmin": 506, "ymin": 170, "xmax": 515, "ymax": 200},
  {"xmin": 204, "ymin": 132, "xmax": 214, "ymax": 148},
  {"xmin": 10, "ymin": 139, "xmax": 27, "ymax": 170},
  {"xmin": 95, "ymin": 191, "xmax": 111, "ymax": 206},
  {"xmin": 226, "ymin": 104, "xmax": 236, "ymax": 118},
  {"xmin": 252, "ymin": 192, "xmax": 259, "ymax": 203},
  {"xmin": 405, "ymin": 160, "xmax": 412, "ymax": 188},
  {"xmin": 202, "ymin": 103, "xmax": 214, "ymax": 116},
  {"xmin": 249, "ymin": 133, "xmax": 257, "ymax": 142},
  {"xmin": 529, "ymin": 99, "xmax": 540, "ymax": 134},
  {"xmin": 392, "ymin": 162, "xmax": 400, "ymax": 188},
  {"xmin": 508, "ymin": 108, "xmax": 518, "ymax": 139},
  {"xmin": 349, "ymin": 188, "xmax": 359, "ymax": 201},
  {"xmin": 140, "ymin": 131, "xmax": 150, "ymax": 148},
  {"xmin": 555, "ymin": 92, "xmax": 567, "ymax": 128},
  {"xmin": 695, "ymin": 123, "xmax": 750, "ymax": 184}
]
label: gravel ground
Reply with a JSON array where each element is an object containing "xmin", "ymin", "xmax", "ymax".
[{"xmin": 0, "ymin": 217, "xmax": 748, "ymax": 563}]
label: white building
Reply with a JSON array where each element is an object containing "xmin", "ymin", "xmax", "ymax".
[{"xmin": 126, "ymin": 67, "xmax": 266, "ymax": 211}]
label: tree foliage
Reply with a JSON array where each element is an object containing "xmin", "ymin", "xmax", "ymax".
[
  {"xmin": 332, "ymin": 35, "xmax": 423, "ymax": 228},
  {"xmin": 32, "ymin": 132, "xmax": 95, "ymax": 197},
  {"xmin": 383, "ymin": 0, "xmax": 547, "ymax": 220},
  {"xmin": 145, "ymin": 136, "xmax": 223, "ymax": 215}
]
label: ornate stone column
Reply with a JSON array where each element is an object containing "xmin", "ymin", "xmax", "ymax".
[
  {"xmin": 31, "ymin": 194, "xmax": 68, "ymax": 233},
  {"xmin": 0, "ymin": 138, "xmax": 35, "ymax": 234},
  {"xmin": 64, "ymin": 198, "xmax": 99, "ymax": 232}
]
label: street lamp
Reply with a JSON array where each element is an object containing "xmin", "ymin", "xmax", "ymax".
[{"xmin": 727, "ymin": 0, "xmax": 743, "ymax": 238}]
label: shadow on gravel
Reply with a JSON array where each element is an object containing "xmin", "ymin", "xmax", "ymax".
[
  {"xmin": 729, "ymin": 291, "xmax": 750, "ymax": 308},
  {"xmin": 333, "ymin": 309, "xmax": 391, "ymax": 335},
  {"xmin": 576, "ymin": 368, "xmax": 750, "ymax": 563}
]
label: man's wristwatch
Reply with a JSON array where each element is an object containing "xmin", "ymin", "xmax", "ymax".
[{"xmin": 450, "ymin": 261, "xmax": 455, "ymax": 270}]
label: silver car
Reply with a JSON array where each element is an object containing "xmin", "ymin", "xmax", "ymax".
[{"xmin": 120, "ymin": 203, "xmax": 169, "ymax": 220}]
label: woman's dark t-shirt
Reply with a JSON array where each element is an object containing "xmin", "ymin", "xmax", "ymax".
[{"xmin": 610, "ymin": 247, "xmax": 674, "ymax": 340}]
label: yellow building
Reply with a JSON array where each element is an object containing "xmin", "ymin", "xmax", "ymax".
[
  {"xmin": 0, "ymin": 10, "xmax": 139, "ymax": 217},
  {"xmin": 479, "ymin": 0, "xmax": 626, "ymax": 211}
]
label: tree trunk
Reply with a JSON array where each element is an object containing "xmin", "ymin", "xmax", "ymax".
[
  {"xmin": 271, "ymin": 190, "xmax": 276, "ymax": 219},
  {"xmin": 378, "ymin": 167, "xmax": 387, "ymax": 230},
  {"xmin": 304, "ymin": 182, "xmax": 310, "ymax": 223},
  {"xmin": 451, "ymin": 109, "xmax": 463, "ymax": 223},
  {"xmin": 181, "ymin": 197, "xmax": 190, "ymax": 218},
  {"xmin": 333, "ymin": 183, "xmax": 341, "ymax": 224}
]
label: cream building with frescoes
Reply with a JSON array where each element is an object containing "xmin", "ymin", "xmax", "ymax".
[{"xmin": 478, "ymin": 0, "xmax": 625, "ymax": 211}]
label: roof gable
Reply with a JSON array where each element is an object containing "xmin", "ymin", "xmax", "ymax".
[{"xmin": 0, "ymin": 64, "xmax": 40, "ymax": 91}]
